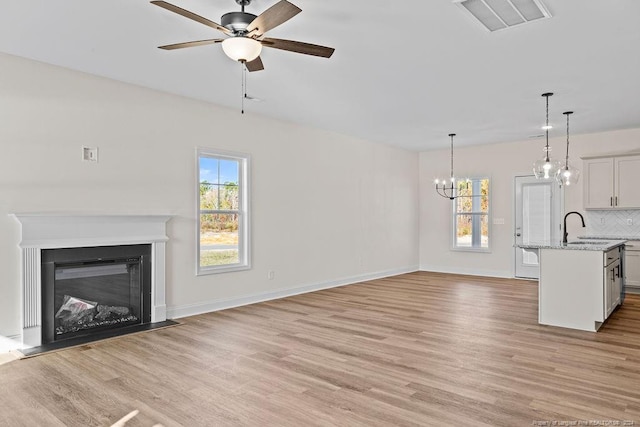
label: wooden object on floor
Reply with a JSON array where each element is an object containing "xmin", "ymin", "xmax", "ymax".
[{"xmin": 1, "ymin": 271, "xmax": 639, "ymax": 426}]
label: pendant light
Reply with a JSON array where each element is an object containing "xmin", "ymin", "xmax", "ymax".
[
  {"xmin": 434, "ymin": 133, "xmax": 468, "ymax": 200},
  {"xmin": 533, "ymin": 92, "xmax": 561, "ymax": 180},
  {"xmin": 556, "ymin": 111, "xmax": 580, "ymax": 186}
]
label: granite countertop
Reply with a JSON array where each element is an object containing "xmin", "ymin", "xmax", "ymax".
[
  {"xmin": 579, "ymin": 235, "xmax": 640, "ymax": 241},
  {"xmin": 517, "ymin": 239, "xmax": 627, "ymax": 251}
]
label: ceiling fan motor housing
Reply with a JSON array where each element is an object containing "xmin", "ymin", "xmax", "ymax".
[{"xmin": 221, "ymin": 11, "xmax": 257, "ymax": 33}]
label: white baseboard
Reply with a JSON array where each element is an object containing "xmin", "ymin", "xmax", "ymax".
[
  {"xmin": 419, "ymin": 265, "xmax": 512, "ymax": 279},
  {"xmin": 167, "ymin": 265, "xmax": 419, "ymax": 319},
  {"xmin": 0, "ymin": 334, "xmax": 22, "ymax": 352}
]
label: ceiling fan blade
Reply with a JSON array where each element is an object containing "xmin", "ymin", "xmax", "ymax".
[
  {"xmin": 245, "ymin": 57, "xmax": 265, "ymax": 72},
  {"xmin": 158, "ymin": 39, "xmax": 224, "ymax": 50},
  {"xmin": 150, "ymin": 1, "xmax": 232, "ymax": 36},
  {"xmin": 261, "ymin": 38, "xmax": 335, "ymax": 58},
  {"xmin": 246, "ymin": 0, "xmax": 301, "ymax": 37}
]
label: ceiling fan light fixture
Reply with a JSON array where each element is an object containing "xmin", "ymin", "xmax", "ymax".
[{"xmin": 222, "ymin": 37, "xmax": 262, "ymax": 62}]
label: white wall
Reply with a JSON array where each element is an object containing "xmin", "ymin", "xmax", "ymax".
[
  {"xmin": 419, "ymin": 127, "xmax": 640, "ymax": 278},
  {"xmin": 0, "ymin": 53, "xmax": 419, "ymax": 337}
]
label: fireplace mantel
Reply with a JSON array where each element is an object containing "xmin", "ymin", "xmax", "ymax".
[
  {"xmin": 12, "ymin": 214, "xmax": 171, "ymax": 248},
  {"xmin": 10, "ymin": 213, "xmax": 172, "ymax": 347}
]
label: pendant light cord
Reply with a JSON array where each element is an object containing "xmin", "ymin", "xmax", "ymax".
[
  {"xmin": 563, "ymin": 111, "xmax": 573, "ymax": 169},
  {"xmin": 565, "ymin": 112, "xmax": 569, "ymax": 168},
  {"xmin": 544, "ymin": 93, "xmax": 550, "ymax": 160}
]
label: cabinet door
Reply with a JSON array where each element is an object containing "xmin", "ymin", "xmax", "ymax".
[
  {"xmin": 625, "ymin": 244, "xmax": 640, "ymax": 289},
  {"xmin": 605, "ymin": 261, "xmax": 614, "ymax": 317},
  {"xmin": 613, "ymin": 260, "xmax": 622, "ymax": 308},
  {"xmin": 615, "ymin": 155, "xmax": 640, "ymax": 208},
  {"xmin": 605, "ymin": 259, "xmax": 621, "ymax": 318},
  {"xmin": 584, "ymin": 158, "xmax": 614, "ymax": 209}
]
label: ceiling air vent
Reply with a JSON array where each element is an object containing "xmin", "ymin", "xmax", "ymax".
[{"xmin": 454, "ymin": 0, "xmax": 551, "ymax": 32}]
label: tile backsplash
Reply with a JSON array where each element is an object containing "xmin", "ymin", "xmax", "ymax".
[{"xmin": 585, "ymin": 210, "xmax": 640, "ymax": 238}]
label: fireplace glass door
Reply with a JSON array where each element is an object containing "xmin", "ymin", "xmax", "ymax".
[
  {"xmin": 41, "ymin": 244, "xmax": 152, "ymax": 344},
  {"xmin": 53, "ymin": 259, "xmax": 142, "ymax": 338}
]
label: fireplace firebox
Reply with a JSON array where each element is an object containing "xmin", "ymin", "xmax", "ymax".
[{"xmin": 41, "ymin": 245, "xmax": 152, "ymax": 345}]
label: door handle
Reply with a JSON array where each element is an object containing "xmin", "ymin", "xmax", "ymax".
[{"xmin": 516, "ymin": 233, "xmax": 521, "ymax": 237}]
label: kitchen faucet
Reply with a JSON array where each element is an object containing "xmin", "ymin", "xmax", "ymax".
[{"xmin": 563, "ymin": 211, "xmax": 586, "ymax": 245}]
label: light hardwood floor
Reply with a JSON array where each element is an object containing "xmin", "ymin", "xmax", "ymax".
[{"xmin": 1, "ymin": 271, "xmax": 640, "ymax": 426}]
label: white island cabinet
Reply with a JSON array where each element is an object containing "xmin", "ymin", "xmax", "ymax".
[
  {"xmin": 518, "ymin": 240, "xmax": 625, "ymax": 332},
  {"xmin": 539, "ymin": 245, "xmax": 623, "ymax": 331}
]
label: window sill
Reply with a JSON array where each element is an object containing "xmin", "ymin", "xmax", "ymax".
[
  {"xmin": 450, "ymin": 247, "xmax": 491, "ymax": 253},
  {"xmin": 197, "ymin": 264, "xmax": 251, "ymax": 276}
]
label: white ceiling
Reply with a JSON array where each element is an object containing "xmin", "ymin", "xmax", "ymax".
[{"xmin": 0, "ymin": 0, "xmax": 639, "ymax": 151}]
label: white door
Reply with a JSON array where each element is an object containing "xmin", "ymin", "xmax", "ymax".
[{"xmin": 514, "ymin": 176, "xmax": 563, "ymax": 279}]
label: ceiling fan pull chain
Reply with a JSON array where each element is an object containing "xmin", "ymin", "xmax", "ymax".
[{"xmin": 241, "ymin": 61, "xmax": 246, "ymax": 114}]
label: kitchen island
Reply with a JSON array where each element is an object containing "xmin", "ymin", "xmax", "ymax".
[{"xmin": 518, "ymin": 240, "xmax": 626, "ymax": 332}]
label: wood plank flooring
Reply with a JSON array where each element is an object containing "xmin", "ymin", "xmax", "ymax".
[{"xmin": 1, "ymin": 271, "xmax": 640, "ymax": 426}]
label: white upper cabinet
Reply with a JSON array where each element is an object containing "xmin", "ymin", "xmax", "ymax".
[
  {"xmin": 615, "ymin": 156, "xmax": 640, "ymax": 208},
  {"xmin": 583, "ymin": 154, "xmax": 640, "ymax": 209}
]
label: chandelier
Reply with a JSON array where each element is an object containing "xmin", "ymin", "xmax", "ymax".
[{"xmin": 434, "ymin": 133, "xmax": 468, "ymax": 200}]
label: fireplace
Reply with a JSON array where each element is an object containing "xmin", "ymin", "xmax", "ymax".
[
  {"xmin": 11, "ymin": 214, "xmax": 172, "ymax": 349},
  {"xmin": 41, "ymin": 245, "xmax": 152, "ymax": 344}
]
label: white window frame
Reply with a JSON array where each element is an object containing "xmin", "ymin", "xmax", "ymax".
[
  {"xmin": 451, "ymin": 177, "xmax": 491, "ymax": 253},
  {"xmin": 196, "ymin": 148, "xmax": 251, "ymax": 275}
]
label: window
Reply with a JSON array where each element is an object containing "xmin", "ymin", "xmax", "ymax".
[
  {"xmin": 452, "ymin": 177, "xmax": 490, "ymax": 251},
  {"xmin": 197, "ymin": 149, "xmax": 250, "ymax": 275}
]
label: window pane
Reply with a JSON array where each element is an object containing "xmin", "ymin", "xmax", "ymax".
[
  {"xmin": 457, "ymin": 181, "xmax": 472, "ymax": 197},
  {"xmin": 456, "ymin": 196, "xmax": 473, "ymax": 213},
  {"xmin": 219, "ymin": 183, "xmax": 239, "ymax": 210},
  {"xmin": 480, "ymin": 195, "xmax": 489, "ymax": 213},
  {"xmin": 200, "ymin": 182, "xmax": 219, "ymax": 210},
  {"xmin": 200, "ymin": 214, "xmax": 239, "ymax": 267},
  {"xmin": 219, "ymin": 159, "xmax": 239, "ymax": 185},
  {"xmin": 455, "ymin": 214, "xmax": 473, "ymax": 247},
  {"xmin": 200, "ymin": 157, "xmax": 219, "ymax": 184},
  {"xmin": 481, "ymin": 214, "xmax": 489, "ymax": 248},
  {"xmin": 200, "ymin": 183, "xmax": 239, "ymax": 211}
]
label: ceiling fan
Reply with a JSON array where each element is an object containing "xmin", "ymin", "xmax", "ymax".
[{"xmin": 151, "ymin": 0, "xmax": 335, "ymax": 72}]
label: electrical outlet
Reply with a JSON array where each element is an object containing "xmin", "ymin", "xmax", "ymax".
[
  {"xmin": 600, "ymin": 218, "xmax": 605, "ymax": 225},
  {"xmin": 268, "ymin": 271, "xmax": 275, "ymax": 280},
  {"xmin": 628, "ymin": 219, "xmax": 633, "ymax": 226}
]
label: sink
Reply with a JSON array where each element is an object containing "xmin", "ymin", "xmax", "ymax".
[{"xmin": 567, "ymin": 241, "xmax": 609, "ymax": 245}]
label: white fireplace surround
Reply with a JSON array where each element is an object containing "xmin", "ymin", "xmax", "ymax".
[{"xmin": 11, "ymin": 214, "xmax": 172, "ymax": 348}]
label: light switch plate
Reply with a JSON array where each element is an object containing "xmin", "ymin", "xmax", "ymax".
[
  {"xmin": 493, "ymin": 218, "xmax": 505, "ymax": 225},
  {"xmin": 82, "ymin": 146, "xmax": 98, "ymax": 162}
]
